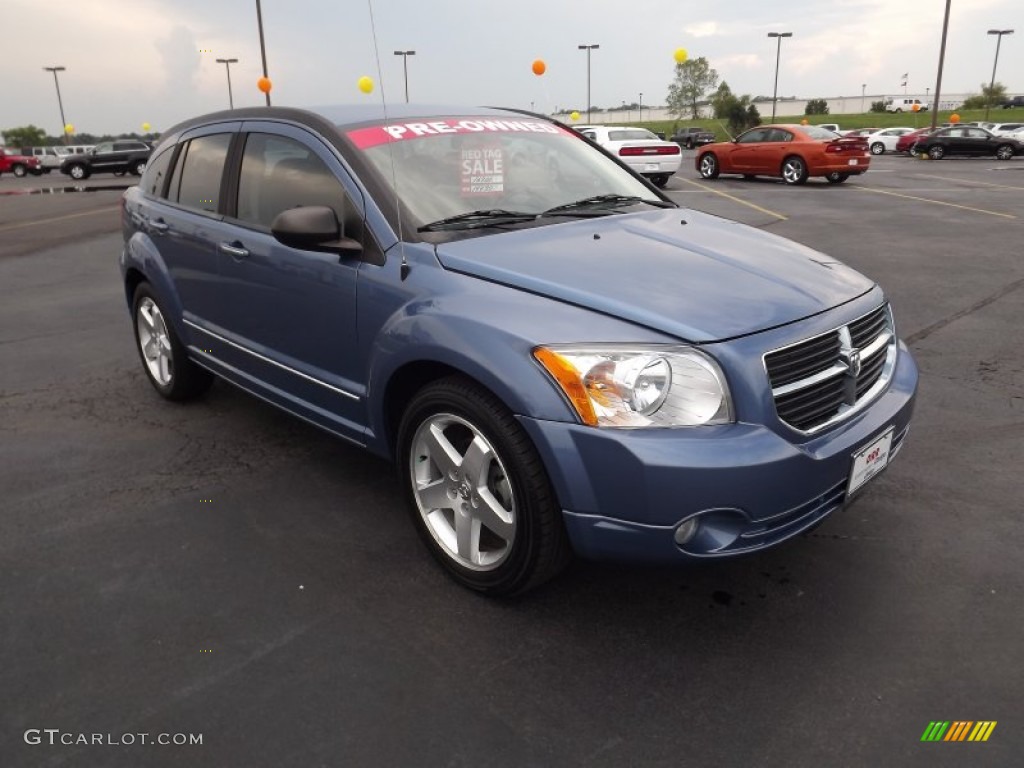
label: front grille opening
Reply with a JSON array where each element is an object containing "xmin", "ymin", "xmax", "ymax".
[{"xmin": 765, "ymin": 305, "xmax": 895, "ymax": 433}]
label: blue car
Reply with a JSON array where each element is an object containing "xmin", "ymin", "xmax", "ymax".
[{"xmin": 120, "ymin": 105, "xmax": 917, "ymax": 595}]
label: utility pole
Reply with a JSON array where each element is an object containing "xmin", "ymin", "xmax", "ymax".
[{"xmin": 768, "ymin": 32, "xmax": 793, "ymax": 123}]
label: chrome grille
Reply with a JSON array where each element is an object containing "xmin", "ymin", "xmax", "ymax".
[{"xmin": 764, "ymin": 305, "xmax": 897, "ymax": 434}]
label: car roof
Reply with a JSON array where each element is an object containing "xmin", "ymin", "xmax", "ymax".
[{"xmin": 162, "ymin": 103, "xmax": 541, "ymax": 141}]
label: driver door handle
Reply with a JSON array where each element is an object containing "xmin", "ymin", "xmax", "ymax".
[{"xmin": 218, "ymin": 242, "xmax": 250, "ymax": 259}]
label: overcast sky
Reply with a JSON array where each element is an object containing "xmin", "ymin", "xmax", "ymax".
[{"xmin": 4, "ymin": 0, "xmax": 1022, "ymax": 137}]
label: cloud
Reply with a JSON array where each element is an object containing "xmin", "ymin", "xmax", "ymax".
[
  {"xmin": 685, "ymin": 21, "xmax": 719, "ymax": 38},
  {"xmin": 155, "ymin": 25, "xmax": 202, "ymax": 90}
]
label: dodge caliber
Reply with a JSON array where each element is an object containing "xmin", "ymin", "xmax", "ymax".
[{"xmin": 119, "ymin": 105, "xmax": 918, "ymax": 595}]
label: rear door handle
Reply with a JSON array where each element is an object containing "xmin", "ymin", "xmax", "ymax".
[{"xmin": 218, "ymin": 242, "xmax": 250, "ymax": 259}]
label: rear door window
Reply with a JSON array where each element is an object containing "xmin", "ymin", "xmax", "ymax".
[{"xmin": 169, "ymin": 133, "xmax": 232, "ymax": 213}]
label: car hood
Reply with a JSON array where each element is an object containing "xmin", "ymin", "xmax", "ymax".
[{"xmin": 433, "ymin": 208, "xmax": 875, "ymax": 342}]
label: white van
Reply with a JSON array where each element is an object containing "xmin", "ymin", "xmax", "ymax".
[{"xmin": 885, "ymin": 98, "xmax": 930, "ymax": 113}]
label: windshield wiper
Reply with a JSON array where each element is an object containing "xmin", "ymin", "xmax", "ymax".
[
  {"xmin": 417, "ymin": 209, "xmax": 538, "ymax": 232},
  {"xmin": 542, "ymin": 194, "xmax": 676, "ymax": 215}
]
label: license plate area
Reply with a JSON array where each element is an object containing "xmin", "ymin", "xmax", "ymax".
[{"xmin": 847, "ymin": 427, "xmax": 894, "ymax": 495}]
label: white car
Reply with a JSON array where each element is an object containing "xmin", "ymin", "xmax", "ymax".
[
  {"xmin": 987, "ymin": 122, "xmax": 1024, "ymax": 136},
  {"xmin": 577, "ymin": 125, "xmax": 682, "ymax": 187},
  {"xmin": 864, "ymin": 127, "xmax": 916, "ymax": 155}
]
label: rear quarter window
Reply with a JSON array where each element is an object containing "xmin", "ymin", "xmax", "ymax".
[{"xmin": 139, "ymin": 146, "xmax": 175, "ymax": 198}]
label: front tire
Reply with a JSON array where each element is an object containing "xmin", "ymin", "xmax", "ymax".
[
  {"xmin": 68, "ymin": 164, "xmax": 89, "ymax": 180},
  {"xmin": 870, "ymin": 142, "xmax": 885, "ymax": 155},
  {"xmin": 397, "ymin": 376, "xmax": 570, "ymax": 596},
  {"xmin": 12, "ymin": 164, "xmax": 27, "ymax": 178},
  {"xmin": 698, "ymin": 153, "xmax": 720, "ymax": 179},
  {"xmin": 132, "ymin": 160, "xmax": 147, "ymax": 176},
  {"xmin": 781, "ymin": 156, "xmax": 809, "ymax": 185},
  {"xmin": 132, "ymin": 283, "xmax": 213, "ymax": 401},
  {"xmin": 927, "ymin": 145, "xmax": 944, "ymax": 160},
  {"xmin": 995, "ymin": 145, "xmax": 1015, "ymax": 161}
]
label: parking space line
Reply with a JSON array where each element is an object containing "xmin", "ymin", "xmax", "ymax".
[
  {"xmin": 0, "ymin": 206, "xmax": 120, "ymax": 233},
  {"xmin": 911, "ymin": 173, "xmax": 1024, "ymax": 192},
  {"xmin": 679, "ymin": 178, "xmax": 788, "ymax": 220},
  {"xmin": 853, "ymin": 187, "xmax": 1016, "ymax": 219}
]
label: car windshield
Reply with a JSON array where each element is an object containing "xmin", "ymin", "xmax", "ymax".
[{"xmin": 348, "ymin": 116, "xmax": 659, "ymax": 230}]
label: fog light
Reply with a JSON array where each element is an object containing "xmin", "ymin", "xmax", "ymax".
[{"xmin": 674, "ymin": 518, "xmax": 699, "ymax": 545}]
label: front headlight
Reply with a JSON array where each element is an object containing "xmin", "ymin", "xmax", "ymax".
[{"xmin": 534, "ymin": 345, "xmax": 733, "ymax": 428}]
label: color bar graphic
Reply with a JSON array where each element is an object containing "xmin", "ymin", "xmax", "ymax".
[{"xmin": 921, "ymin": 721, "xmax": 996, "ymax": 742}]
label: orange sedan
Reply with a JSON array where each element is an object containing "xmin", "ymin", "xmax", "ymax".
[{"xmin": 695, "ymin": 124, "xmax": 870, "ymax": 185}]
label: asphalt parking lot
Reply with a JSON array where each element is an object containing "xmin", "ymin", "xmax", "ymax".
[{"xmin": 2, "ymin": 151, "xmax": 1021, "ymax": 767}]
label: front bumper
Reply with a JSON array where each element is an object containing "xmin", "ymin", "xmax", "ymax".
[{"xmin": 518, "ymin": 342, "xmax": 917, "ymax": 563}]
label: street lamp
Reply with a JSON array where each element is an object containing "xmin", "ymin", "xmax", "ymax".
[
  {"xmin": 578, "ymin": 44, "xmax": 599, "ymax": 124},
  {"xmin": 43, "ymin": 66, "xmax": 68, "ymax": 145},
  {"xmin": 394, "ymin": 50, "xmax": 416, "ymax": 103},
  {"xmin": 639, "ymin": 92, "xmax": 643, "ymax": 123},
  {"xmin": 767, "ymin": 32, "xmax": 793, "ymax": 123},
  {"xmin": 255, "ymin": 0, "xmax": 271, "ymax": 106},
  {"xmin": 215, "ymin": 58, "xmax": 238, "ymax": 109},
  {"xmin": 985, "ymin": 29, "xmax": 1014, "ymax": 120},
  {"xmin": 861, "ymin": 83, "xmax": 866, "ymax": 113}
]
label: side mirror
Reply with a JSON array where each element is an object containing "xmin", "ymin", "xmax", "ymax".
[{"xmin": 271, "ymin": 206, "xmax": 363, "ymax": 256}]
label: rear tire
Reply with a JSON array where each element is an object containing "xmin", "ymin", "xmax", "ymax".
[
  {"xmin": 397, "ymin": 376, "xmax": 570, "ymax": 596},
  {"xmin": 826, "ymin": 172, "xmax": 850, "ymax": 184},
  {"xmin": 651, "ymin": 175, "xmax": 669, "ymax": 188},
  {"xmin": 927, "ymin": 145, "xmax": 944, "ymax": 160},
  {"xmin": 870, "ymin": 142, "xmax": 885, "ymax": 155},
  {"xmin": 698, "ymin": 153, "xmax": 720, "ymax": 179},
  {"xmin": 12, "ymin": 164, "xmax": 27, "ymax": 178},
  {"xmin": 132, "ymin": 160, "xmax": 147, "ymax": 176},
  {"xmin": 131, "ymin": 282, "xmax": 213, "ymax": 401}
]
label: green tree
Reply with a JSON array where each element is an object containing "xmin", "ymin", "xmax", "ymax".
[
  {"xmin": 2, "ymin": 125, "xmax": 49, "ymax": 148},
  {"xmin": 870, "ymin": 100, "xmax": 886, "ymax": 113},
  {"xmin": 710, "ymin": 82, "xmax": 761, "ymax": 135},
  {"xmin": 961, "ymin": 82, "xmax": 1008, "ymax": 110},
  {"xmin": 667, "ymin": 57, "xmax": 719, "ymax": 120},
  {"xmin": 806, "ymin": 98, "xmax": 830, "ymax": 115}
]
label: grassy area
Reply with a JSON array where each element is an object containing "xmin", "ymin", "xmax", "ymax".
[{"xmin": 620, "ymin": 108, "xmax": 1024, "ymax": 142}]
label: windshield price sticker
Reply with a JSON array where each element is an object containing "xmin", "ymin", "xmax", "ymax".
[
  {"xmin": 461, "ymin": 145, "xmax": 504, "ymax": 196},
  {"xmin": 847, "ymin": 427, "xmax": 893, "ymax": 495},
  {"xmin": 347, "ymin": 119, "xmax": 572, "ymax": 149}
]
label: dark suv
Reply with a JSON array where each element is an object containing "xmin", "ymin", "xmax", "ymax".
[
  {"xmin": 1002, "ymin": 96, "xmax": 1024, "ymax": 109},
  {"xmin": 670, "ymin": 127, "xmax": 716, "ymax": 149},
  {"xmin": 60, "ymin": 140, "xmax": 151, "ymax": 180}
]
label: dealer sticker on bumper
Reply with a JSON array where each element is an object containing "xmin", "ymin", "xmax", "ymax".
[{"xmin": 847, "ymin": 427, "xmax": 894, "ymax": 495}]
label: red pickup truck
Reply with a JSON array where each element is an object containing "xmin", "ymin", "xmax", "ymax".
[{"xmin": 0, "ymin": 147, "xmax": 42, "ymax": 177}]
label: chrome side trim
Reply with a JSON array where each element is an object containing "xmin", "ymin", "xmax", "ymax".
[{"xmin": 184, "ymin": 319, "xmax": 361, "ymax": 401}]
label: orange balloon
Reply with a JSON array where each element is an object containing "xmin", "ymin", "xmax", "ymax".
[
  {"xmin": 257, "ymin": 76, "xmax": 272, "ymax": 94},
  {"xmin": 950, "ymin": 113, "xmax": 961, "ymax": 123},
  {"xmin": 532, "ymin": 59, "xmax": 546, "ymax": 76},
  {"xmin": 912, "ymin": 103, "xmax": 920, "ymax": 112},
  {"xmin": 801, "ymin": 118, "xmax": 809, "ymax": 125}
]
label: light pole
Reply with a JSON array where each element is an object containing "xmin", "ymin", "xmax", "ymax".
[
  {"xmin": 930, "ymin": 0, "xmax": 952, "ymax": 131},
  {"xmin": 216, "ymin": 58, "xmax": 238, "ymax": 109},
  {"xmin": 768, "ymin": 32, "xmax": 793, "ymax": 123},
  {"xmin": 639, "ymin": 92, "xmax": 643, "ymax": 123},
  {"xmin": 578, "ymin": 44, "xmax": 599, "ymax": 124},
  {"xmin": 43, "ymin": 66, "xmax": 68, "ymax": 145},
  {"xmin": 985, "ymin": 29, "xmax": 1014, "ymax": 120},
  {"xmin": 255, "ymin": 0, "xmax": 271, "ymax": 106},
  {"xmin": 861, "ymin": 83, "xmax": 866, "ymax": 113},
  {"xmin": 394, "ymin": 50, "xmax": 416, "ymax": 103}
]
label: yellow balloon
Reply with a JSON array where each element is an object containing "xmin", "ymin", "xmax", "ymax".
[
  {"xmin": 570, "ymin": 111, "xmax": 580, "ymax": 121},
  {"xmin": 142, "ymin": 122, "xmax": 152, "ymax": 132},
  {"xmin": 358, "ymin": 75, "xmax": 374, "ymax": 94},
  {"xmin": 64, "ymin": 123, "xmax": 74, "ymax": 134},
  {"xmin": 674, "ymin": 48, "xmax": 688, "ymax": 64}
]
